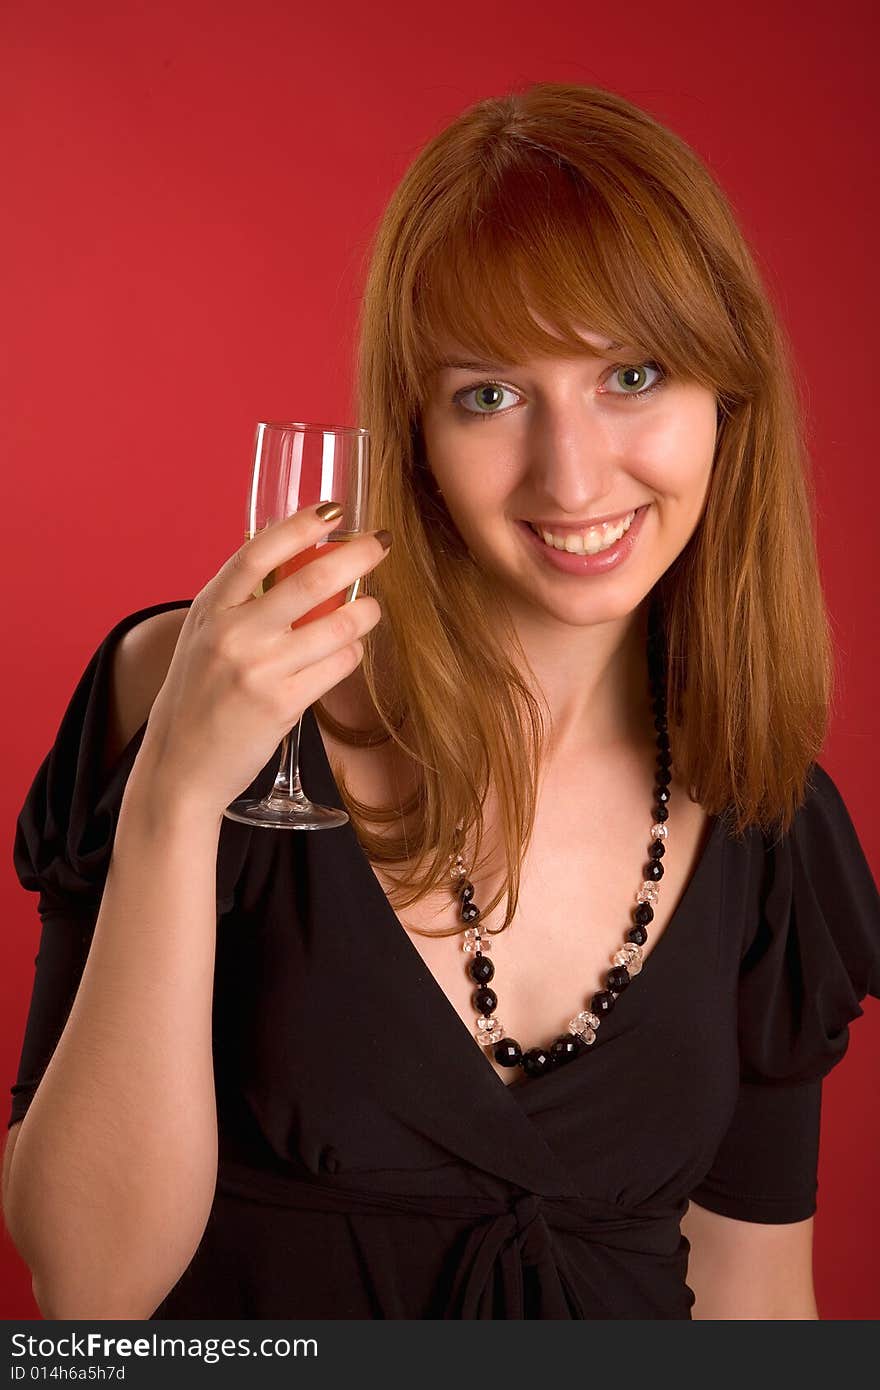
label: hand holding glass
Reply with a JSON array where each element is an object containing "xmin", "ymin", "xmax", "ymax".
[{"xmin": 223, "ymin": 420, "xmax": 376, "ymax": 830}]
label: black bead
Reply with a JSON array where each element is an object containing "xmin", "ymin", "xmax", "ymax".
[
  {"xmin": 654, "ymin": 804, "xmax": 669, "ymax": 822},
  {"xmin": 627, "ymin": 923, "xmax": 649, "ymax": 946},
  {"xmin": 656, "ymin": 785, "xmax": 671, "ymax": 804},
  {"xmin": 634, "ymin": 901, "xmax": 654, "ymax": 924},
  {"xmin": 591, "ymin": 990, "xmax": 616, "ymax": 1016},
  {"xmin": 646, "ymin": 861, "xmax": 664, "ymax": 881},
  {"xmin": 656, "ymin": 731, "xmax": 670, "ymax": 752},
  {"xmin": 654, "ymin": 715, "xmax": 668, "ymax": 732},
  {"xmin": 494, "ymin": 1038, "xmax": 523, "ymax": 1067},
  {"xmin": 550, "ymin": 1033, "xmax": 583, "ymax": 1065},
  {"xmin": 649, "ymin": 841, "xmax": 665, "ymax": 859},
  {"xmin": 461, "ymin": 902, "xmax": 480, "ymax": 922},
  {"xmin": 521, "ymin": 1047, "xmax": 554, "ymax": 1078},
  {"xmin": 474, "ymin": 986, "xmax": 497, "ymax": 1015},
  {"xmin": 468, "ymin": 954, "xmax": 495, "ymax": 984},
  {"xmin": 460, "ymin": 881, "xmax": 475, "ymax": 903},
  {"xmin": 607, "ymin": 965, "xmax": 631, "ymax": 992}
]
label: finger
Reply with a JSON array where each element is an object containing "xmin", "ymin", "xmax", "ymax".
[
  {"xmin": 280, "ymin": 637, "xmax": 368, "ymax": 717},
  {"xmin": 274, "ymin": 594, "xmax": 382, "ymax": 675},
  {"xmin": 249, "ymin": 528, "xmax": 390, "ymax": 636},
  {"xmin": 206, "ymin": 501, "xmax": 347, "ymax": 611}
]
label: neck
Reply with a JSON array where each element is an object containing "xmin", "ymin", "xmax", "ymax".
[{"xmin": 505, "ymin": 597, "xmax": 655, "ymax": 759}]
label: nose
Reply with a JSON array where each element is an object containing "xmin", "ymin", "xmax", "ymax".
[{"xmin": 526, "ymin": 403, "xmax": 621, "ymax": 519}]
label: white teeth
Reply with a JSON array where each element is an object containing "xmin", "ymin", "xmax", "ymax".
[{"xmin": 533, "ymin": 510, "xmax": 637, "ymax": 555}]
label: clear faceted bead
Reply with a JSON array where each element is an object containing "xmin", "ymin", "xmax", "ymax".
[
  {"xmin": 613, "ymin": 943, "xmax": 643, "ymax": 976},
  {"xmin": 475, "ymin": 1016, "xmax": 504, "ymax": 1045},
  {"xmin": 463, "ymin": 927, "xmax": 491, "ymax": 954},
  {"xmin": 569, "ymin": 1010, "xmax": 601, "ymax": 1037},
  {"xmin": 650, "ymin": 822, "xmax": 668, "ymax": 841},
  {"xmin": 636, "ymin": 881, "xmax": 660, "ymax": 904}
]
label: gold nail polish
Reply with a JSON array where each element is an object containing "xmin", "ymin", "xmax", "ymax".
[{"xmin": 316, "ymin": 501, "xmax": 344, "ymax": 522}]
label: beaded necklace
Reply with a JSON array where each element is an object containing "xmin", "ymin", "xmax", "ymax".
[{"xmin": 448, "ymin": 625, "xmax": 670, "ymax": 1081}]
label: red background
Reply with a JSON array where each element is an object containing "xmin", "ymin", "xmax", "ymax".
[{"xmin": 1, "ymin": 0, "xmax": 877, "ymax": 1321}]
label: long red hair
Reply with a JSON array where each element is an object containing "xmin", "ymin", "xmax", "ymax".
[{"xmin": 313, "ymin": 82, "xmax": 835, "ymax": 935}]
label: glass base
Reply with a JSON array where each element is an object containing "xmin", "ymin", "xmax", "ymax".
[{"xmin": 223, "ymin": 792, "xmax": 350, "ymax": 830}]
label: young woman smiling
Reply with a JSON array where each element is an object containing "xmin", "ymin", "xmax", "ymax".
[{"xmin": 4, "ymin": 81, "xmax": 879, "ymax": 1321}]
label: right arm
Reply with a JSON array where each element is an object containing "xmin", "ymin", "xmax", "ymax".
[
  {"xmin": 2, "ymin": 609, "xmax": 222, "ymax": 1320},
  {"xmin": 2, "ymin": 509, "xmax": 389, "ymax": 1319}
]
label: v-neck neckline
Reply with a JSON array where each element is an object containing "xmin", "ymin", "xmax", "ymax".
[{"xmin": 303, "ymin": 703, "xmax": 726, "ymax": 1110}]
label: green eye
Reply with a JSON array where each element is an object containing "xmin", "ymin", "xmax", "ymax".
[
  {"xmin": 607, "ymin": 362, "xmax": 666, "ymax": 396},
  {"xmin": 453, "ymin": 361, "xmax": 668, "ymax": 422},
  {"xmin": 455, "ymin": 382, "xmax": 520, "ymax": 417},
  {"xmin": 475, "ymin": 385, "xmax": 504, "ymax": 411}
]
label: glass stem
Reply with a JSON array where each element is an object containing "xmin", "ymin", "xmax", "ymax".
[{"xmin": 269, "ymin": 713, "xmax": 308, "ymax": 804}]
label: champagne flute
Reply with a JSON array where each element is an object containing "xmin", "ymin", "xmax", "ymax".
[{"xmin": 223, "ymin": 420, "xmax": 369, "ymax": 830}]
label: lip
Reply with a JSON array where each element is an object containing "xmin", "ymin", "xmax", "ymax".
[{"xmin": 517, "ymin": 505, "xmax": 649, "ymax": 575}]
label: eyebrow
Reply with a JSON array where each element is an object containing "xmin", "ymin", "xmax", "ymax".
[{"xmin": 435, "ymin": 343, "xmax": 624, "ymax": 372}]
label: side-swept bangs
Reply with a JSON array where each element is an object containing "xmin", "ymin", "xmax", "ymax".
[
  {"xmin": 317, "ymin": 84, "xmax": 835, "ymax": 933},
  {"xmin": 398, "ymin": 124, "xmax": 759, "ymax": 415}
]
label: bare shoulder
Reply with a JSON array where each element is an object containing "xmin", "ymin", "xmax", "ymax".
[{"xmin": 102, "ymin": 607, "xmax": 190, "ymax": 777}]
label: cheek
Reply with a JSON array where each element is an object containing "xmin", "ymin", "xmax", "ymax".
[
  {"xmin": 636, "ymin": 397, "xmax": 717, "ymax": 506},
  {"xmin": 424, "ymin": 428, "xmax": 514, "ymax": 512}
]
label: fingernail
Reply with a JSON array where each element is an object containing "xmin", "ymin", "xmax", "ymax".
[
  {"xmin": 316, "ymin": 501, "xmax": 344, "ymax": 522},
  {"xmin": 374, "ymin": 529, "xmax": 393, "ymax": 550}
]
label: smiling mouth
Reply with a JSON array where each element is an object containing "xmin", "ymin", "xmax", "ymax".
[{"xmin": 523, "ymin": 508, "xmax": 643, "ymax": 555}]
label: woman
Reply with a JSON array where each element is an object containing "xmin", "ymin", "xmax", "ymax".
[{"xmin": 4, "ymin": 82, "xmax": 880, "ymax": 1320}]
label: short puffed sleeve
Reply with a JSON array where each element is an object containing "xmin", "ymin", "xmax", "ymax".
[
  {"xmin": 7, "ymin": 600, "xmax": 194, "ymax": 1129},
  {"xmin": 689, "ymin": 762, "xmax": 880, "ymax": 1223}
]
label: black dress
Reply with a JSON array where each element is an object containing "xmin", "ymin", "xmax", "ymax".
[{"xmin": 9, "ymin": 600, "xmax": 880, "ymax": 1319}]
